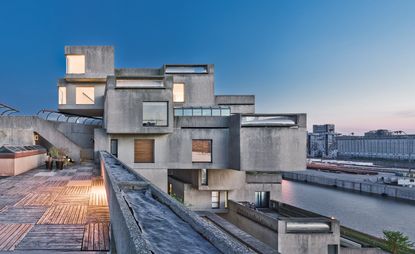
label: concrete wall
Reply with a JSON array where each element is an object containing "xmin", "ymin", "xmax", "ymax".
[
  {"xmin": 65, "ymin": 46, "xmax": 114, "ymax": 80},
  {"xmin": 169, "ymin": 169, "xmax": 282, "ymax": 209},
  {"xmin": 0, "ymin": 153, "xmax": 46, "ymax": 176},
  {"xmin": 277, "ymin": 220, "xmax": 340, "ymax": 254},
  {"xmin": 105, "ymin": 76, "xmax": 174, "ymax": 134},
  {"xmin": 240, "ymin": 127, "xmax": 307, "ymax": 171},
  {"xmin": 215, "ymin": 95, "xmax": 255, "ymax": 114},
  {"xmin": 283, "ymin": 171, "xmax": 415, "ymax": 201},
  {"xmin": 221, "ymin": 201, "xmax": 279, "ymax": 250},
  {"xmin": 109, "ymin": 128, "xmax": 230, "ymax": 170},
  {"xmin": 170, "ymin": 67, "xmax": 215, "ymax": 107},
  {"xmin": 0, "ymin": 116, "xmax": 96, "ymax": 162}
]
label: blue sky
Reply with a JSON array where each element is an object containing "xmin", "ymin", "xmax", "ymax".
[{"xmin": 0, "ymin": 0, "xmax": 414, "ymax": 134}]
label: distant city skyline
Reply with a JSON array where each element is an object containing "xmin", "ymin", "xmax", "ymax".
[{"xmin": 0, "ymin": 0, "xmax": 414, "ymax": 134}]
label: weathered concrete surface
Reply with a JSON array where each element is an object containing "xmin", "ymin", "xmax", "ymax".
[
  {"xmin": 200, "ymin": 211, "xmax": 278, "ymax": 254},
  {"xmin": 100, "ymin": 151, "xmax": 254, "ymax": 254},
  {"xmin": 215, "ymin": 95, "xmax": 255, "ymax": 114},
  {"xmin": 0, "ymin": 116, "xmax": 96, "ymax": 162},
  {"xmin": 283, "ymin": 171, "xmax": 415, "ymax": 201},
  {"xmin": 221, "ymin": 201, "xmax": 341, "ymax": 254}
]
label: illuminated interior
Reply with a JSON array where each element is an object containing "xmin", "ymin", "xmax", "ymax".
[
  {"xmin": 76, "ymin": 87, "xmax": 95, "ymax": 104},
  {"xmin": 58, "ymin": 87, "xmax": 66, "ymax": 105},
  {"xmin": 173, "ymin": 83, "xmax": 185, "ymax": 102},
  {"xmin": 66, "ymin": 55, "xmax": 85, "ymax": 74}
]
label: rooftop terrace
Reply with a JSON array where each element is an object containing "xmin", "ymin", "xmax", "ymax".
[{"xmin": 0, "ymin": 162, "xmax": 109, "ymax": 252}]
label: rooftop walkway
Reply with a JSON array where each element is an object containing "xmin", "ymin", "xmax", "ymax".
[{"xmin": 0, "ymin": 163, "xmax": 109, "ymax": 253}]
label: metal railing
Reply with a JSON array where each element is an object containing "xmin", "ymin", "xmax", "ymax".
[
  {"xmin": 0, "ymin": 103, "xmax": 19, "ymax": 116},
  {"xmin": 37, "ymin": 109, "xmax": 103, "ymax": 126}
]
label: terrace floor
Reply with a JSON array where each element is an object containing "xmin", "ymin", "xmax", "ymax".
[{"xmin": 0, "ymin": 163, "xmax": 109, "ymax": 253}]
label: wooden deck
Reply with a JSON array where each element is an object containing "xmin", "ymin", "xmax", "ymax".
[{"xmin": 0, "ymin": 163, "xmax": 109, "ymax": 253}]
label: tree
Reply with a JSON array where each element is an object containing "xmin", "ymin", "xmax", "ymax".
[{"xmin": 383, "ymin": 230, "xmax": 414, "ymax": 254}]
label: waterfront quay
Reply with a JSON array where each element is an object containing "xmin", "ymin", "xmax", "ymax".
[{"xmin": 283, "ymin": 169, "xmax": 415, "ymax": 201}]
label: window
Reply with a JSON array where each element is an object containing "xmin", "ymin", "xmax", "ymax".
[
  {"xmin": 211, "ymin": 191, "xmax": 219, "ymax": 209},
  {"xmin": 134, "ymin": 139, "xmax": 154, "ymax": 163},
  {"xmin": 173, "ymin": 83, "xmax": 184, "ymax": 102},
  {"xmin": 201, "ymin": 169, "xmax": 208, "ymax": 185},
  {"xmin": 143, "ymin": 102, "xmax": 168, "ymax": 127},
  {"xmin": 76, "ymin": 87, "xmax": 95, "ymax": 104},
  {"xmin": 328, "ymin": 245, "xmax": 338, "ymax": 254},
  {"xmin": 224, "ymin": 191, "xmax": 228, "ymax": 208},
  {"xmin": 58, "ymin": 87, "xmax": 66, "ymax": 105},
  {"xmin": 117, "ymin": 79, "xmax": 163, "ymax": 88},
  {"xmin": 66, "ymin": 55, "xmax": 85, "ymax": 74},
  {"xmin": 255, "ymin": 191, "xmax": 270, "ymax": 208},
  {"xmin": 110, "ymin": 139, "xmax": 118, "ymax": 158},
  {"xmin": 192, "ymin": 140, "xmax": 212, "ymax": 163}
]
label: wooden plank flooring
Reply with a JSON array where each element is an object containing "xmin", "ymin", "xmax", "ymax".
[{"xmin": 0, "ymin": 163, "xmax": 109, "ymax": 252}]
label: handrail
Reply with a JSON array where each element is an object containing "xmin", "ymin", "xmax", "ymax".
[
  {"xmin": 0, "ymin": 103, "xmax": 19, "ymax": 116},
  {"xmin": 37, "ymin": 109, "xmax": 103, "ymax": 126}
]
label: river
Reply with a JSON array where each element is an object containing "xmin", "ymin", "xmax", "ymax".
[{"xmin": 280, "ymin": 180, "xmax": 415, "ymax": 241}]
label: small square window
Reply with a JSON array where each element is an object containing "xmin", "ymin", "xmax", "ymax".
[
  {"xmin": 76, "ymin": 87, "xmax": 95, "ymax": 104},
  {"xmin": 192, "ymin": 140, "xmax": 212, "ymax": 163},
  {"xmin": 173, "ymin": 83, "xmax": 185, "ymax": 102},
  {"xmin": 66, "ymin": 55, "xmax": 85, "ymax": 74}
]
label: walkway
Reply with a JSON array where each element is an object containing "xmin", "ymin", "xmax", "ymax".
[{"xmin": 0, "ymin": 163, "xmax": 109, "ymax": 253}]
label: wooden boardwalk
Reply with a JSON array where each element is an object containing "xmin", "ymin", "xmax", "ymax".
[{"xmin": 0, "ymin": 163, "xmax": 109, "ymax": 252}]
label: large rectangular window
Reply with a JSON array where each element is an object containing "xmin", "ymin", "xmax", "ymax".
[
  {"xmin": 192, "ymin": 140, "xmax": 212, "ymax": 163},
  {"xmin": 66, "ymin": 55, "xmax": 85, "ymax": 74},
  {"xmin": 134, "ymin": 139, "xmax": 154, "ymax": 163},
  {"xmin": 211, "ymin": 191, "xmax": 220, "ymax": 209},
  {"xmin": 201, "ymin": 169, "xmax": 208, "ymax": 185},
  {"xmin": 173, "ymin": 83, "xmax": 184, "ymax": 102},
  {"xmin": 58, "ymin": 87, "xmax": 66, "ymax": 105},
  {"xmin": 110, "ymin": 139, "xmax": 118, "ymax": 158},
  {"xmin": 76, "ymin": 87, "xmax": 95, "ymax": 104},
  {"xmin": 143, "ymin": 102, "xmax": 168, "ymax": 127}
]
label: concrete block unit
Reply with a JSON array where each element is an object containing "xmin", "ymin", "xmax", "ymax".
[{"xmin": 58, "ymin": 46, "xmax": 115, "ymax": 116}]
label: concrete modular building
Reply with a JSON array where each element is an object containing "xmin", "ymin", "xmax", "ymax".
[{"xmin": 57, "ymin": 45, "xmax": 307, "ymax": 211}]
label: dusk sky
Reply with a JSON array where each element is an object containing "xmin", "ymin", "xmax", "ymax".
[{"xmin": 0, "ymin": 0, "xmax": 414, "ymax": 134}]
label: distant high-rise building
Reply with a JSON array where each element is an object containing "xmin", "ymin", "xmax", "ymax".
[{"xmin": 307, "ymin": 124, "xmax": 338, "ymax": 158}]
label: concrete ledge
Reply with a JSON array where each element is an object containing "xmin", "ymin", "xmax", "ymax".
[{"xmin": 100, "ymin": 151, "xmax": 254, "ymax": 254}]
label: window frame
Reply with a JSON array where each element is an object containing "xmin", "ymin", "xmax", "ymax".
[
  {"xmin": 134, "ymin": 139, "xmax": 155, "ymax": 163},
  {"xmin": 142, "ymin": 101, "xmax": 169, "ymax": 127},
  {"xmin": 192, "ymin": 139, "xmax": 213, "ymax": 163}
]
